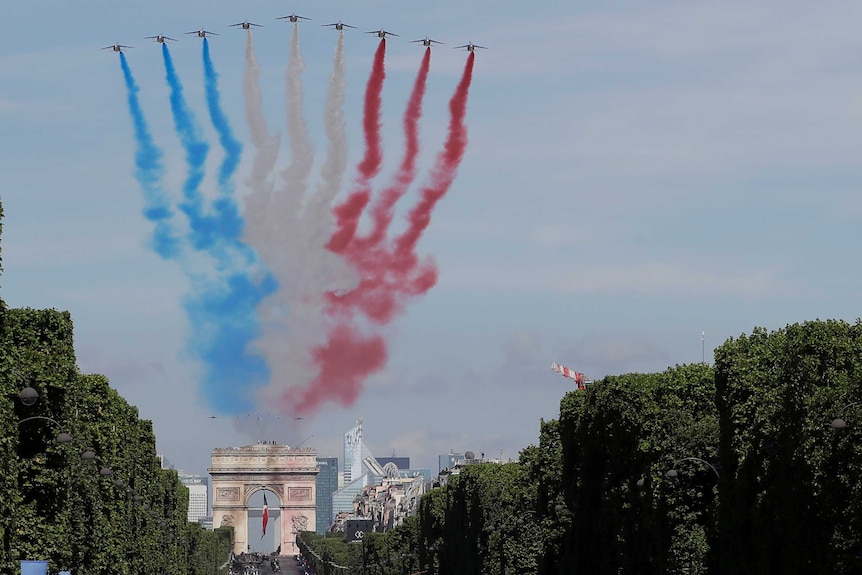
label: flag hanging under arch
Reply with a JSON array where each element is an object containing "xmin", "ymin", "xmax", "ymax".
[{"xmin": 261, "ymin": 493, "xmax": 269, "ymax": 540}]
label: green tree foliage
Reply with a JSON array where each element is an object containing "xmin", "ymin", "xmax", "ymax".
[
  {"xmin": 0, "ymin": 307, "xmax": 230, "ymax": 574},
  {"xmin": 714, "ymin": 320, "xmax": 862, "ymax": 575},
  {"xmin": 297, "ymin": 517, "xmax": 421, "ymax": 575},
  {"xmin": 554, "ymin": 364, "xmax": 717, "ymax": 575}
]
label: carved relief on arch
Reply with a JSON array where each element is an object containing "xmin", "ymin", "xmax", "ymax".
[
  {"xmin": 291, "ymin": 514, "xmax": 309, "ymax": 533},
  {"xmin": 220, "ymin": 514, "xmax": 235, "ymax": 527},
  {"xmin": 216, "ymin": 487, "xmax": 240, "ymax": 502}
]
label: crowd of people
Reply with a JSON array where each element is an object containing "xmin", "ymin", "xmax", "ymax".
[
  {"xmin": 294, "ymin": 553, "xmax": 314, "ymax": 575},
  {"xmin": 227, "ymin": 551, "xmax": 282, "ymax": 575}
]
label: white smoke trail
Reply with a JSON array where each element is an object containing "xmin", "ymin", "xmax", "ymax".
[
  {"xmin": 259, "ymin": 22, "xmax": 316, "ymax": 316},
  {"xmin": 242, "ymin": 30, "xmax": 281, "ymax": 264},
  {"xmin": 277, "ymin": 23, "xmax": 314, "ymax": 219},
  {"xmin": 300, "ymin": 30, "xmax": 353, "ymax": 295},
  {"xmin": 258, "ymin": 31, "xmax": 355, "ymax": 407}
]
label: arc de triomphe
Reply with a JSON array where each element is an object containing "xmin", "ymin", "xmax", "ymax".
[{"xmin": 209, "ymin": 443, "xmax": 318, "ymax": 555}]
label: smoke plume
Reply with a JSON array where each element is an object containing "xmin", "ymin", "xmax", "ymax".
[
  {"xmin": 327, "ymin": 38, "xmax": 388, "ymax": 253},
  {"xmin": 118, "ymin": 53, "xmax": 178, "ymax": 259}
]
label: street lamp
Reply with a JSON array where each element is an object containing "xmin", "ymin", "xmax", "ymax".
[
  {"xmin": 19, "ymin": 386, "xmax": 39, "ymax": 406},
  {"xmin": 18, "ymin": 415, "xmax": 74, "ymax": 445},
  {"xmin": 665, "ymin": 457, "xmax": 719, "ymax": 479},
  {"xmin": 831, "ymin": 402, "xmax": 861, "ymax": 429}
]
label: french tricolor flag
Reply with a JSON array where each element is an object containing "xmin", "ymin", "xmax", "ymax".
[{"xmin": 260, "ymin": 493, "xmax": 269, "ymax": 540}]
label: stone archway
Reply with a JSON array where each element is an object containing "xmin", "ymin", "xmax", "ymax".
[{"xmin": 209, "ymin": 443, "xmax": 318, "ymax": 555}]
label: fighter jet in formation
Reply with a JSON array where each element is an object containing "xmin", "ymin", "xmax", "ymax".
[
  {"xmin": 186, "ymin": 28, "xmax": 219, "ymax": 38},
  {"xmin": 229, "ymin": 20, "xmax": 263, "ymax": 30},
  {"xmin": 323, "ymin": 21, "xmax": 356, "ymax": 31},
  {"xmin": 455, "ymin": 42, "xmax": 487, "ymax": 52},
  {"xmin": 144, "ymin": 34, "xmax": 177, "ymax": 44},
  {"xmin": 277, "ymin": 13, "xmax": 311, "ymax": 23},
  {"xmin": 101, "ymin": 43, "xmax": 133, "ymax": 53},
  {"xmin": 411, "ymin": 36, "xmax": 443, "ymax": 47},
  {"xmin": 366, "ymin": 29, "xmax": 398, "ymax": 39}
]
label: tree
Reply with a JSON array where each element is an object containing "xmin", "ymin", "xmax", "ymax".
[{"xmin": 714, "ymin": 320, "xmax": 862, "ymax": 575}]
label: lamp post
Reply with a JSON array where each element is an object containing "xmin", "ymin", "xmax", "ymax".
[
  {"xmin": 665, "ymin": 457, "xmax": 719, "ymax": 480},
  {"xmin": 16, "ymin": 383, "xmax": 120, "ymax": 575},
  {"xmin": 831, "ymin": 401, "xmax": 861, "ymax": 429}
]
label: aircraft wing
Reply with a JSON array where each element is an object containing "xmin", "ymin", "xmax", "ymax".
[{"xmin": 474, "ymin": 44, "xmax": 488, "ymax": 49}]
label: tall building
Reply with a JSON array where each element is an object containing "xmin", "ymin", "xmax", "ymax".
[
  {"xmin": 333, "ymin": 419, "xmax": 384, "ymax": 518},
  {"xmin": 343, "ymin": 419, "xmax": 376, "ymax": 485},
  {"xmin": 178, "ymin": 472, "xmax": 208, "ymax": 523},
  {"xmin": 316, "ymin": 457, "xmax": 339, "ymax": 533}
]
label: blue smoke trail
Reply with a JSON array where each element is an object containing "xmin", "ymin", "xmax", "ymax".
[
  {"xmin": 202, "ymin": 39, "xmax": 242, "ymax": 195},
  {"xmin": 160, "ymin": 43, "xmax": 276, "ymax": 414},
  {"xmin": 201, "ymin": 38, "xmax": 245, "ymax": 244},
  {"xmin": 118, "ymin": 53, "xmax": 179, "ymax": 258},
  {"xmin": 185, "ymin": 272, "xmax": 278, "ymax": 414},
  {"xmin": 161, "ymin": 43, "xmax": 214, "ymax": 250}
]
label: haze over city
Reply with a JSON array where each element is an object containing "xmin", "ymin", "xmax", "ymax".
[{"xmin": 3, "ymin": 0, "xmax": 862, "ymax": 477}]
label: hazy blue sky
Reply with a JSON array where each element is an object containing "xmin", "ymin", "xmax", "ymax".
[{"xmin": 3, "ymin": 0, "xmax": 862, "ymax": 476}]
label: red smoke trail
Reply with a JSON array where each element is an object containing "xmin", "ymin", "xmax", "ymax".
[
  {"xmin": 327, "ymin": 39, "xmax": 387, "ymax": 253},
  {"xmin": 288, "ymin": 52, "xmax": 474, "ymax": 417},
  {"xmin": 353, "ymin": 46, "xmax": 431, "ymax": 251},
  {"xmin": 286, "ymin": 324, "xmax": 387, "ymax": 416},
  {"xmin": 328, "ymin": 52, "xmax": 475, "ymax": 324}
]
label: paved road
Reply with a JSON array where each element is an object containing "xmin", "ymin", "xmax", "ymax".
[{"xmin": 230, "ymin": 556, "xmax": 298, "ymax": 575}]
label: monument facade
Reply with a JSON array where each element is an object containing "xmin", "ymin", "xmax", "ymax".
[{"xmin": 209, "ymin": 443, "xmax": 319, "ymax": 555}]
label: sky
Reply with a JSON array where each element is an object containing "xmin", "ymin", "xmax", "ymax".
[{"xmin": 3, "ymin": 0, "xmax": 862, "ymax": 478}]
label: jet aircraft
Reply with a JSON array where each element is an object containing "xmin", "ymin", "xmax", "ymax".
[
  {"xmin": 101, "ymin": 43, "xmax": 133, "ymax": 52},
  {"xmin": 145, "ymin": 34, "xmax": 177, "ymax": 44},
  {"xmin": 366, "ymin": 29, "xmax": 398, "ymax": 38},
  {"xmin": 323, "ymin": 21, "xmax": 356, "ymax": 31},
  {"xmin": 277, "ymin": 13, "xmax": 311, "ymax": 23},
  {"xmin": 186, "ymin": 28, "xmax": 219, "ymax": 38},
  {"xmin": 229, "ymin": 20, "xmax": 263, "ymax": 30},
  {"xmin": 411, "ymin": 36, "xmax": 443, "ymax": 47},
  {"xmin": 455, "ymin": 42, "xmax": 487, "ymax": 52}
]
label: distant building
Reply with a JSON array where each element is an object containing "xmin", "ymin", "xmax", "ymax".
[
  {"xmin": 343, "ymin": 419, "xmax": 376, "ymax": 485},
  {"xmin": 436, "ymin": 451, "xmax": 501, "ymax": 486},
  {"xmin": 199, "ymin": 516, "xmax": 213, "ymax": 531},
  {"xmin": 178, "ymin": 472, "xmax": 209, "ymax": 523},
  {"xmin": 333, "ymin": 419, "xmax": 385, "ymax": 518},
  {"xmin": 439, "ymin": 452, "xmax": 464, "ymax": 474},
  {"xmin": 316, "ymin": 457, "xmax": 339, "ymax": 533},
  {"xmin": 377, "ymin": 457, "xmax": 410, "ymax": 470}
]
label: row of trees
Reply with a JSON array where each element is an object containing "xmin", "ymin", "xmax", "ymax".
[
  {"xmin": 0, "ymin": 305, "xmax": 233, "ymax": 574},
  {"xmin": 301, "ymin": 320, "xmax": 862, "ymax": 574}
]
